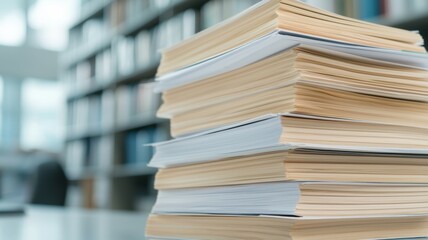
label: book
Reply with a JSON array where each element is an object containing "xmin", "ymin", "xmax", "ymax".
[
  {"xmin": 153, "ymin": 181, "xmax": 428, "ymax": 216},
  {"xmin": 109, "ymin": 0, "xmax": 127, "ymax": 28},
  {"xmin": 135, "ymin": 30, "xmax": 152, "ymax": 68},
  {"xmin": 146, "ymin": 0, "xmax": 428, "ymax": 239},
  {"xmin": 155, "ymin": 31, "xmax": 428, "ymax": 92},
  {"xmin": 125, "ymin": 131, "xmax": 138, "ymax": 164},
  {"xmin": 154, "ymin": 150, "xmax": 428, "ymax": 189},
  {"xmin": 149, "ymin": 114, "xmax": 428, "ymax": 168},
  {"xmin": 116, "ymin": 36, "xmax": 135, "ymax": 76},
  {"xmin": 146, "ymin": 214, "xmax": 428, "ymax": 240},
  {"xmin": 359, "ymin": 0, "xmax": 381, "ymax": 20},
  {"xmin": 65, "ymin": 140, "xmax": 85, "ymax": 176},
  {"xmin": 386, "ymin": 0, "xmax": 409, "ymax": 18},
  {"xmin": 157, "ymin": 45, "xmax": 428, "ymax": 136},
  {"xmin": 157, "ymin": 0, "xmax": 425, "ymax": 76},
  {"xmin": 124, "ymin": 127, "xmax": 157, "ymax": 165},
  {"xmin": 201, "ymin": 0, "xmax": 223, "ymax": 29},
  {"xmin": 116, "ymin": 82, "xmax": 160, "ymax": 125}
]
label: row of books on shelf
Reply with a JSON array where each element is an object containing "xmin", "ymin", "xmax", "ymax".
[
  {"xmin": 68, "ymin": 0, "xmax": 428, "ymax": 65},
  {"xmin": 67, "ymin": 177, "xmax": 112, "ymax": 209},
  {"xmin": 64, "ymin": 8, "xmax": 197, "ymax": 96},
  {"xmin": 201, "ymin": 0, "xmax": 261, "ymax": 29},
  {"xmin": 114, "ymin": 8, "xmax": 197, "ymax": 76},
  {"xmin": 67, "ymin": 82, "xmax": 159, "ymax": 136},
  {"xmin": 65, "ymin": 124, "xmax": 168, "ymax": 178},
  {"xmin": 67, "ymin": 0, "xmax": 259, "ymax": 61},
  {"xmin": 116, "ymin": 82, "xmax": 161, "ymax": 125},
  {"xmin": 64, "ymin": 48, "xmax": 114, "ymax": 95},
  {"xmin": 69, "ymin": 17, "xmax": 108, "ymax": 51},
  {"xmin": 67, "ymin": 90, "xmax": 114, "ymax": 135},
  {"xmin": 68, "ymin": 0, "xmax": 189, "ymax": 53},
  {"xmin": 111, "ymin": 0, "xmax": 187, "ymax": 28},
  {"xmin": 67, "ymin": 175, "xmax": 156, "ymax": 210},
  {"xmin": 303, "ymin": 0, "xmax": 428, "ymax": 20},
  {"xmin": 65, "ymin": 136, "xmax": 114, "ymax": 177},
  {"xmin": 123, "ymin": 125, "xmax": 169, "ymax": 165}
]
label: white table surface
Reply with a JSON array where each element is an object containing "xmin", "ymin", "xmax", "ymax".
[{"xmin": 0, "ymin": 206, "xmax": 149, "ymax": 240}]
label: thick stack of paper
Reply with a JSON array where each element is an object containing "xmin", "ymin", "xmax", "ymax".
[{"xmin": 145, "ymin": 0, "xmax": 428, "ymax": 239}]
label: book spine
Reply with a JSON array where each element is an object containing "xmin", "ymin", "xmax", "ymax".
[
  {"xmin": 386, "ymin": 0, "xmax": 409, "ymax": 18},
  {"xmin": 380, "ymin": 0, "xmax": 388, "ymax": 16}
]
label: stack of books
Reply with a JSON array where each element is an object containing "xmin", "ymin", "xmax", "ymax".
[{"xmin": 145, "ymin": 0, "xmax": 428, "ymax": 239}]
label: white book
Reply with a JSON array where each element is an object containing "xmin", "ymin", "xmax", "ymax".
[
  {"xmin": 116, "ymin": 37, "xmax": 135, "ymax": 75},
  {"xmin": 201, "ymin": 0, "xmax": 223, "ymax": 29},
  {"xmin": 181, "ymin": 9, "xmax": 196, "ymax": 40},
  {"xmin": 153, "ymin": 181, "xmax": 428, "ymax": 216},
  {"xmin": 135, "ymin": 31, "xmax": 152, "ymax": 67},
  {"xmin": 98, "ymin": 136, "xmax": 113, "ymax": 170},
  {"xmin": 149, "ymin": 114, "xmax": 428, "ymax": 168},
  {"xmin": 387, "ymin": 0, "xmax": 409, "ymax": 18},
  {"xmin": 94, "ymin": 177, "xmax": 111, "ymax": 208}
]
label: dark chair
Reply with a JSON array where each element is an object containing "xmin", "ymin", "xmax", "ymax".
[{"xmin": 28, "ymin": 161, "xmax": 68, "ymax": 206}]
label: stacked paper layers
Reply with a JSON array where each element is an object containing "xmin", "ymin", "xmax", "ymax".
[{"xmin": 145, "ymin": 0, "xmax": 428, "ymax": 239}]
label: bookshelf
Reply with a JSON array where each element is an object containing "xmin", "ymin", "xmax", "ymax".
[
  {"xmin": 62, "ymin": 0, "xmax": 428, "ymax": 211},
  {"xmin": 62, "ymin": 0, "xmax": 264, "ymax": 211}
]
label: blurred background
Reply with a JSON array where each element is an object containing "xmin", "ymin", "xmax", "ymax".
[{"xmin": 0, "ymin": 0, "xmax": 426, "ymax": 212}]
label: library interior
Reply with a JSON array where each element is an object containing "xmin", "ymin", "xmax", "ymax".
[{"xmin": 0, "ymin": 0, "xmax": 428, "ymax": 239}]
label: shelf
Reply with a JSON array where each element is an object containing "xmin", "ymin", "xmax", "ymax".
[
  {"xmin": 69, "ymin": 165, "xmax": 155, "ymax": 181},
  {"xmin": 66, "ymin": 127, "xmax": 113, "ymax": 142},
  {"xmin": 118, "ymin": 0, "xmax": 210, "ymax": 36},
  {"xmin": 65, "ymin": 63, "xmax": 158, "ymax": 102},
  {"xmin": 118, "ymin": 9, "xmax": 162, "ymax": 37},
  {"xmin": 67, "ymin": 80, "xmax": 114, "ymax": 102},
  {"xmin": 61, "ymin": 33, "xmax": 113, "ymax": 68},
  {"xmin": 70, "ymin": 0, "xmax": 112, "ymax": 30},
  {"xmin": 63, "ymin": 0, "xmax": 211, "ymax": 68},
  {"xmin": 111, "ymin": 164, "xmax": 156, "ymax": 178},
  {"xmin": 116, "ymin": 117, "xmax": 166, "ymax": 133},
  {"xmin": 116, "ymin": 63, "xmax": 159, "ymax": 85},
  {"xmin": 67, "ymin": 167, "xmax": 107, "ymax": 181},
  {"xmin": 66, "ymin": 118, "xmax": 165, "ymax": 141}
]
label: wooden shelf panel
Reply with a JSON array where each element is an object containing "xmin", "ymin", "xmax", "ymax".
[
  {"xmin": 116, "ymin": 63, "xmax": 159, "ymax": 85},
  {"xmin": 66, "ymin": 117, "xmax": 166, "ymax": 141},
  {"xmin": 66, "ymin": 127, "xmax": 113, "ymax": 142},
  {"xmin": 68, "ymin": 165, "xmax": 156, "ymax": 181},
  {"xmin": 116, "ymin": 117, "xmax": 167, "ymax": 133},
  {"xmin": 65, "ymin": 63, "xmax": 158, "ymax": 102},
  {"xmin": 67, "ymin": 81, "xmax": 114, "ymax": 102},
  {"xmin": 67, "ymin": 166, "xmax": 107, "ymax": 181},
  {"xmin": 111, "ymin": 164, "xmax": 156, "ymax": 178},
  {"xmin": 61, "ymin": 35, "xmax": 112, "ymax": 68}
]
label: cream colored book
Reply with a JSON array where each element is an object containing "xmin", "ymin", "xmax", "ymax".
[
  {"xmin": 155, "ymin": 31, "xmax": 428, "ymax": 93},
  {"xmin": 146, "ymin": 214, "xmax": 428, "ymax": 240},
  {"xmin": 148, "ymin": 114, "xmax": 428, "ymax": 168},
  {"xmin": 154, "ymin": 150, "xmax": 428, "ymax": 189},
  {"xmin": 152, "ymin": 182, "xmax": 428, "ymax": 217},
  {"xmin": 157, "ymin": 0, "xmax": 425, "ymax": 76},
  {"xmin": 157, "ymin": 46, "xmax": 428, "ymax": 137}
]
